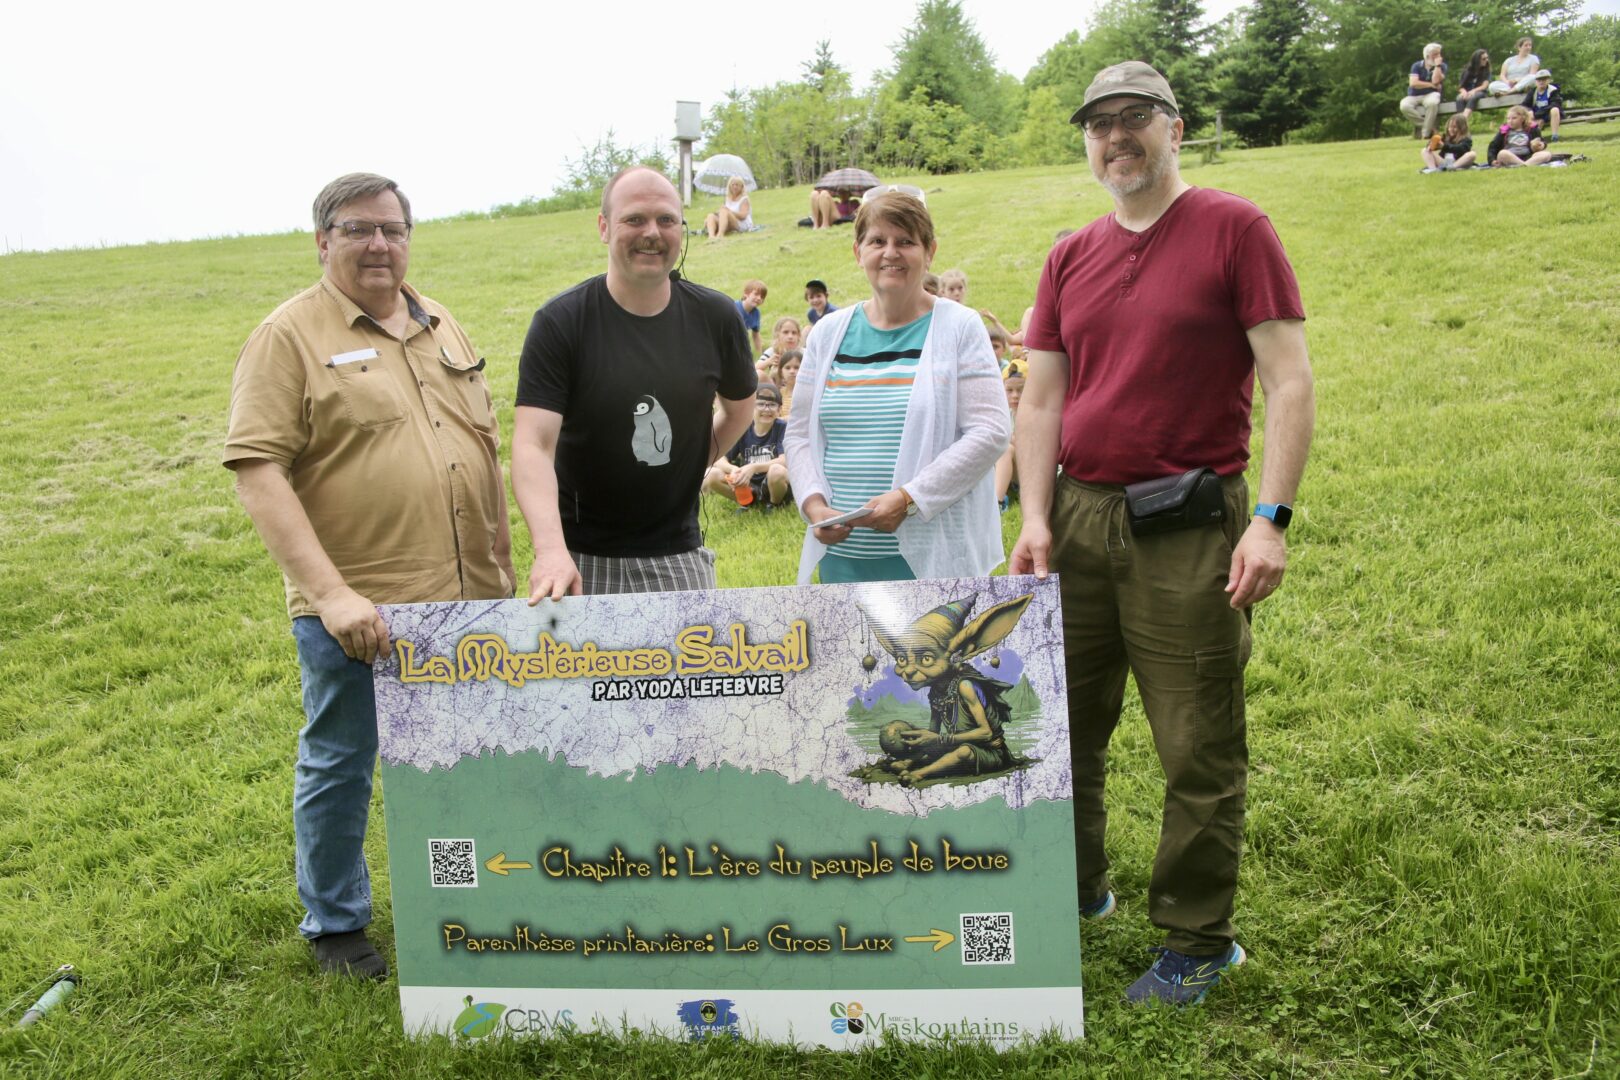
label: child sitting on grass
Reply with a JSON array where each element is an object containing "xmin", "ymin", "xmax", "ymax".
[
  {"xmin": 987, "ymin": 323, "xmax": 1012, "ymax": 372},
  {"xmin": 702, "ymin": 384, "xmax": 790, "ymax": 508},
  {"xmin": 734, "ymin": 279, "xmax": 766, "ymax": 354},
  {"xmin": 804, "ymin": 279, "xmax": 839, "ymax": 325},
  {"xmin": 1489, "ymin": 107, "xmax": 1552, "ymax": 167},
  {"xmin": 758, "ymin": 315, "xmax": 801, "ymax": 365},
  {"xmin": 1421, "ymin": 115, "xmax": 1478, "ymax": 172}
]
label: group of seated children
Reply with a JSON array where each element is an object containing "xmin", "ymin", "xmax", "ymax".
[
  {"xmin": 1421, "ymin": 103, "xmax": 1562, "ymax": 172},
  {"xmin": 1410, "ymin": 30, "xmax": 1568, "ymax": 172},
  {"xmin": 712, "ymin": 272, "xmax": 1031, "ymax": 513}
]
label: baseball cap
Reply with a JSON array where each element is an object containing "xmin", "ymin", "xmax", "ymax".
[
  {"xmin": 1070, "ymin": 61, "xmax": 1180, "ymax": 125},
  {"xmin": 805, "ymin": 279, "xmax": 828, "ymax": 293}
]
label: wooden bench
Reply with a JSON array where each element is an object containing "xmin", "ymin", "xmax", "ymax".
[
  {"xmin": 1408, "ymin": 93, "xmax": 1521, "ymax": 136},
  {"xmin": 1438, "ymin": 93, "xmax": 1522, "ymax": 117},
  {"xmin": 1414, "ymin": 96, "xmax": 1619, "ymax": 136},
  {"xmin": 1563, "ymin": 105, "xmax": 1620, "ymax": 126}
]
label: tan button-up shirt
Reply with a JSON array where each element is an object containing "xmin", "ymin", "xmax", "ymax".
[{"xmin": 224, "ymin": 278, "xmax": 512, "ymax": 618}]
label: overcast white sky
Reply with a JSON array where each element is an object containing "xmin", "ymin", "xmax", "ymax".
[{"xmin": 4, "ymin": 0, "xmax": 1611, "ymax": 253}]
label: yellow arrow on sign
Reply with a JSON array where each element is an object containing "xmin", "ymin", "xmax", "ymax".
[
  {"xmin": 904, "ymin": 928, "xmax": 956, "ymax": 952},
  {"xmin": 484, "ymin": 852, "xmax": 533, "ymax": 876}
]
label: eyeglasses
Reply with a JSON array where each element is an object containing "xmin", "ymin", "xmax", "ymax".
[
  {"xmin": 755, "ymin": 398, "xmax": 781, "ymax": 408},
  {"xmin": 1079, "ymin": 105, "xmax": 1164, "ymax": 138},
  {"xmin": 331, "ymin": 220, "xmax": 412, "ymax": 244}
]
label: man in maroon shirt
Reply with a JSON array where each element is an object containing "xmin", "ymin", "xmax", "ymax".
[{"xmin": 1011, "ymin": 61, "xmax": 1316, "ymax": 1006}]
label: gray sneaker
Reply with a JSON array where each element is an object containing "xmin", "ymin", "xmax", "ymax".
[{"xmin": 1125, "ymin": 942, "xmax": 1245, "ymax": 1005}]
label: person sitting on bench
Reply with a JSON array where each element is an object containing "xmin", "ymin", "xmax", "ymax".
[
  {"xmin": 1400, "ymin": 43, "xmax": 1448, "ymax": 139},
  {"xmin": 1455, "ymin": 49, "xmax": 1492, "ymax": 119},
  {"xmin": 1523, "ymin": 70, "xmax": 1563, "ymax": 142},
  {"xmin": 1490, "ymin": 37, "xmax": 1540, "ymax": 93}
]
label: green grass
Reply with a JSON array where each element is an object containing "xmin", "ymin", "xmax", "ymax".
[{"xmin": 3, "ymin": 128, "xmax": 1618, "ymax": 1077}]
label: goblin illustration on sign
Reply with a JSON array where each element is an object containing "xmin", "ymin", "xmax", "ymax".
[{"xmin": 853, "ymin": 594, "xmax": 1038, "ymax": 788}]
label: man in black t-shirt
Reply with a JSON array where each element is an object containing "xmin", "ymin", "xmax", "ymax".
[
  {"xmin": 702, "ymin": 382, "xmax": 790, "ymax": 507},
  {"xmin": 511, "ymin": 167, "xmax": 757, "ymax": 599}
]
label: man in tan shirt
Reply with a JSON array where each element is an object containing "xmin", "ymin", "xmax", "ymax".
[{"xmin": 224, "ymin": 172, "xmax": 513, "ymax": 978}]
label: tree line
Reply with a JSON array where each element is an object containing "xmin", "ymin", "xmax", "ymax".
[
  {"xmin": 471, "ymin": 0, "xmax": 1617, "ymax": 215},
  {"xmin": 699, "ymin": 0, "xmax": 1618, "ymax": 186}
]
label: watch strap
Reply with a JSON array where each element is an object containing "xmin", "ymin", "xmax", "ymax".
[{"xmin": 1254, "ymin": 502, "xmax": 1293, "ymax": 529}]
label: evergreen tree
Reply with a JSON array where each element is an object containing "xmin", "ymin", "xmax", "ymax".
[
  {"xmin": 802, "ymin": 40, "xmax": 843, "ymax": 90},
  {"xmin": 1049, "ymin": 0, "xmax": 1218, "ymax": 130},
  {"xmin": 891, "ymin": 0, "xmax": 1014, "ymax": 130},
  {"xmin": 1214, "ymin": 0, "xmax": 1321, "ymax": 145}
]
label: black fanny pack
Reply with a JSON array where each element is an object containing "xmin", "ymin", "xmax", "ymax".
[{"xmin": 1123, "ymin": 468, "xmax": 1225, "ymax": 536}]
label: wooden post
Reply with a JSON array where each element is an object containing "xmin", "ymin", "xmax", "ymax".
[
  {"xmin": 678, "ymin": 141, "xmax": 694, "ymax": 208},
  {"xmin": 1215, "ymin": 111, "xmax": 1223, "ymax": 157}
]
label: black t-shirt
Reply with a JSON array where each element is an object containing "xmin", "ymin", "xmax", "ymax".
[
  {"xmin": 726, "ymin": 419, "xmax": 786, "ymax": 467},
  {"xmin": 516, "ymin": 275, "xmax": 756, "ymax": 556}
]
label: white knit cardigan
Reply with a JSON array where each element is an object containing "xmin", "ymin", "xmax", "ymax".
[{"xmin": 785, "ymin": 297, "xmax": 1011, "ymax": 585}]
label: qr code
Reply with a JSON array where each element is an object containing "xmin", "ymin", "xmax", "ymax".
[
  {"xmin": 960, "ymin": 912, "xmax": 1014, "ymax": 965},
  {"xmin": 429, "ymin": 838, "xmax": 478, "ymax": 887}
]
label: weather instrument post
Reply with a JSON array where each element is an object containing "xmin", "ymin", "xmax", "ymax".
[
  {"xmin": 675, "ymin": 101, "xmax": 701, "ymax": 207},
  {"xmin": 375, "ymin": 579, "xmax": 1084, "ymax": 1046}
]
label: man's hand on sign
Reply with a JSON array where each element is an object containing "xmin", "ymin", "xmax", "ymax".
[
  {"xmin": 318, "ymin": 586, "xmax": 392, "ymax": 663},
  {"xmin": 528, "ymin": 547, "xmax": 584, "ymax": 604}
]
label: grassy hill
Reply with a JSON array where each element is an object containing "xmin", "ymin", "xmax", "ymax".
[{"xmin": 2, "ymin": 127, "xmax": 1617, "ymax": 1077}]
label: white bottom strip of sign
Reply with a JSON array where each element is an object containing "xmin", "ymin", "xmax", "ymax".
[{"xmin": 402, "ymin": 985, "xmax": 1084, "ymax": 1047}]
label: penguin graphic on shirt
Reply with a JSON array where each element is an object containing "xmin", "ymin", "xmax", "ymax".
[{"xmin": 630, "ymin": 395, "xmax": 672, "ymax": 466}]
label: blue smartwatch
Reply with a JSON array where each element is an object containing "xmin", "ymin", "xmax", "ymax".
[{"xmin": 1254, "ymin": 503, "xmax": 1293, "ymax": 529}]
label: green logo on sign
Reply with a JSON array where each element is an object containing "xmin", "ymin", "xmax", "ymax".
[{"xmin": 453, "ymin": 996, "xmax": 506, "ymax": 1038}]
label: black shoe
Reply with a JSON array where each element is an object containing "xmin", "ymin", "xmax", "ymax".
[{"xmin": 311, "ymin": 929, "xmax": 389, "ymax": 980}]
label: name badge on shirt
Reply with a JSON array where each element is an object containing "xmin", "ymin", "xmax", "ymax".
[{"xmin": 330, "ymin": 347, "xmax": 379, "ymax": 367}]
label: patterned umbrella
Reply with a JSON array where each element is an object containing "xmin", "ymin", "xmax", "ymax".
[
  {"xmin": 815, "ymin": 167, "xmax": 882, "ymax": 192},
  {"xmin": 694, "ymin": 155, "xmax": 757, "ymax": 196}
]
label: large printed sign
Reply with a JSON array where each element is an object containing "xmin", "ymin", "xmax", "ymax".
[{"xmin": 375, "ymin": 576, "xmax": 1083, "ymax": 1047}]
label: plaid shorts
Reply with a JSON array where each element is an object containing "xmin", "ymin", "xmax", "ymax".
[{"xmin": 571, "ymin": 547, "xmax": 717, "ymax": 595}]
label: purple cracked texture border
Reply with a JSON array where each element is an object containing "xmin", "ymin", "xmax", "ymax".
[{"xmin": 374, "ymin": 577, "xmax": 1072, "ymax": 817}]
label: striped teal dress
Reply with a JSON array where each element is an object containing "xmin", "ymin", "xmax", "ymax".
[{"xmin": 818, "ymin": 305, "xmax": 930, "ymax": 574}]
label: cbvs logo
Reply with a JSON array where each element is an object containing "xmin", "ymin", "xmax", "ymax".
[
  {"xmin": 452, "ymin": 996, "xmax": 576, "ymax": 1038},
  {"xmin": 829, "ymin": 1000, "xmax": 866, "ymax": 1035},
  {"xmin": 454, "ymin": 998, "xmax": 505, "ymax": 1039}
]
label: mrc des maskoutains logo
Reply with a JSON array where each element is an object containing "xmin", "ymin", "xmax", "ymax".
[
  {"xmin": 830, "ymin": 1000, "xmax": 866, "ymax": 1034},
  {"xmin": 828, "ymin": 1000, "xmax": 1024, "ymax": 1042}
]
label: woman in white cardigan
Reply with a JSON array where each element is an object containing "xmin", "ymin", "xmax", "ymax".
[{"xmin": 785, "ymin": 192, "xmax": 1010, "ymax": 585}]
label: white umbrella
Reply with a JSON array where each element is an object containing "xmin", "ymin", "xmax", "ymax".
[{"xmin": 694, "ymin": 154, "xmax": 757, "ymax": 195}]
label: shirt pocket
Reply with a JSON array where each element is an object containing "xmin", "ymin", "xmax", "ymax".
[
  {"xmin": 437, "ymin": 351, "xmax": 495, "ymax": 431},
  {"xmin": 329, "ymin": 361, "xmax": 407, "ymax": 429}
]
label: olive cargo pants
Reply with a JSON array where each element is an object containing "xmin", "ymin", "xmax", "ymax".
[{"xmin": 1052, "ymin": 472, "xmax": 1252, "ymax": 955}]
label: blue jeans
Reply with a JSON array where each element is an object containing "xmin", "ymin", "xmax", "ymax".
[{"xmin": 291, "ymin": 617, "xmax": 377, "ymax": 939}]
